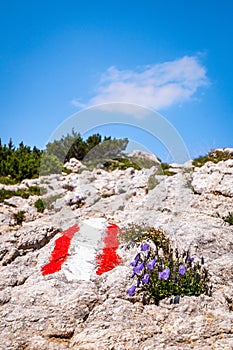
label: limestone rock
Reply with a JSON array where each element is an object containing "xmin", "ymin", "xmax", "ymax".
[
  {"xmin": 64, "ymin": 158, "xmax": 86, "ymax": 172},
  {"xmin": 127, "ymin": 150, "xmax": 160, "ymax": 164},
  {"xmin": 0, "ymin": 154, "xmax": 233, "ymax": 349},
  {"xmin": 192, "ymin": 159, "xmax": 233, "ymax": 196}
]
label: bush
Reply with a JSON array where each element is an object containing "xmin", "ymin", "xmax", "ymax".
[
  {"xmin": 155, "ymin": 163, "xmax": 176, "ymax": 176},
  {"xmin": 34, "ymin": 194, "xmax": 62, "ymax": 212},
  {"xmin": 0, "ymin": 139, "xmax": 42, "ymax": 181},
  {"xmin": 0, "ymin": 186, "xmax": 46, "ymax": 203},
  {"xmin": 193, "ymin": 150, "xmax": 233, "ymax": 167},
  {"xmin": 0, "ymin": 176, "xmax": 18, "ymax": 185},
  {"xmin": 223, "ymin": 212, "xmax": 233, "ymax": 225},
  {"xmin": 102, "ymin": 157, "xmax": 142, "ymax": 171},
  {"xmin": 34, "ymin": 198, "xmax": 45, "ymax": 213},
  {"xmin": 62, "ymin": 184, "xmax": 75, "ymax": 191},
  {"xmin": 13, "ymin": 210, "xmax": 25, "ymax": 225}
]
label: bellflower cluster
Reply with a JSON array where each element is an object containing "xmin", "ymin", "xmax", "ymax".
[
  {"xmin": 126, "ymin": 242, "xmax": 157, "ymax": 297},
  {"xmin": 125, "ymin": 228, "xmax": 212, "ymax": 305}
]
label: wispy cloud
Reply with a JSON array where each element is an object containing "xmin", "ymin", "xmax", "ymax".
[{"xmin": 71, "ymin": 55, "xmax": 209, "ymax": 114}]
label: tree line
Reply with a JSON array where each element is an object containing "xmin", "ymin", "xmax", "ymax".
[{"xmin": 0, "ymin": 130, "xmax": 128, "ymax": 181}]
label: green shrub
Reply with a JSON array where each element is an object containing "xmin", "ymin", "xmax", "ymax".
[
  {"xmin": 62, "ymin": 167, "xmax": 72, "ymax": 174},
  {"xmin": 21, "ymin": 186, "xmax": 44, "ymax": 198},
  {"xmin": 0, "ymin": 139, "xmax": 42, "ymax": 181},
  {"xmin": 0, "ymin": 186, "xmax": 46, "ymax": 203},
  {"xmin": 223, "ymin": 212, "xmax": 233, "ymax": 225},
  {"xmin": 34, "ymin": 194, "xmax": 62, "ymax": 212},
  {"xmin": 102, "ymin": 192, "xmax": 115, "ymax": 198},
  {"xmin": 193, "ymin": 150, "xmax": 233, "ymax": 167},
  {"xmin": 0, "ymin": 189, "xmax": 15, "ymax": 202},
  {"xmin": 118, "ymin": 225, "xmax": 149, "ymax": 243},
  {"xmin": 0, "ymin": 176, "xmax": 18, "ymax": 185},
  {"xmin": 155, "ymin": 163, "xmax": 176, "ymax": 176},
  {"xmin": 83, "ymin": 157, "xmax": 141, "ymax": 171},
  {"xmin": 102, "ymin": 157, "xmax": 142, "ymax": 171},
  {"xmin": 34, "ymin": 198, "xmax": 45, "ymax": 213},
  {"xmin": 62, "ymin": 184, "xmax": 75, "ymax": 191},
  {"xmin": 13, "ymin": 210, "xmax": 25, "ymax": 225}
]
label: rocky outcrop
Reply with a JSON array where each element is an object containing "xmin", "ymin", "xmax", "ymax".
[
  {"xmin": 127, "ymin": 149, "xmax": 160, "ymax": 163},
  {"xmin": 64, "ymin": 158, "xmax": 87, "ymax": 173},
  {"xmin": 192, "ymin": 159, "xmax": 233, "ymax": 197},
  {"xmin": 0, "ymin": 153, "xmax": 233, "ymax": 349}
]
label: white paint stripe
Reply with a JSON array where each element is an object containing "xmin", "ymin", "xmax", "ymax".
[{"xmin": 63, "ymin": 218, "xmax": 108, "ymax": 281}]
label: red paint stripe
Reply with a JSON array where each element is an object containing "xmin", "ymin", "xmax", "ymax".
[
  {"xmin": 41, "ymin": 224, "xmax": 80, "ymax": 276},
  {"xmin": 96, "ymin": 223, "xmax": 121, "ymax": 275}
]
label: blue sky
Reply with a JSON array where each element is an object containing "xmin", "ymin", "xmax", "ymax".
[{"xmin": 0, "ymin": 0, "xmax": 233, "ymax": 161}]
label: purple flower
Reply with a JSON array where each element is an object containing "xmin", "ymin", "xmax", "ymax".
[
  {"xmin": 178, "ymin": 264, "xmax": 186, "ymax": 275},
  {"xmin": 133, "ymin": 262, "xmax": 144, "ymax": 275},
  {"xmin": 159, "ymin": 267, "xmax": 170, "ymax": 280},
  {"xmin": 188, "ymin": 257, "xmax": 194, "ymax": 262},
  {"xmin": 146, "ymin": 259, "xmax": 157, "ymax": 270},
  {"xmin": 130, "ymin": 253, "xmax": 140, "ymax": 267},
  {"xmin": 142, "ymin": 273, "xmax": 150, "ymax": 285},
  {"xmin": 130, "ymin": 260, "xmax": 138, "ymax": 267},
  {"xmin": 126, "ymin": 286, "xmax": 136, "ymax": 296},
  {"xmin": 140, "ymin": 243, "xmax": 150, "ymax": 251}
]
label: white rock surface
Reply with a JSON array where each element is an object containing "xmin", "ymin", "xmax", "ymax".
[
  {"xmin": 127, "ymin": 149, "xmax": 160, "ymax": 163},
  {"xmin": 64, "ymin": 158, "xmax": 86, "ymax": 172},
  {"xmin": 192, "ymin": 159, "xmax": 233, "ymax": 196},
  {"xmin": 0, "ymin": 153, "xmax": 233, "ymax": 349}
]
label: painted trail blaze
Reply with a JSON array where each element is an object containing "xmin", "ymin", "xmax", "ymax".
[
  {"xmin": 41, "ymin": 224, "xmax": 80, "ymax": 275},
  {"xmin": 96, "ymin": 223, "xmax": 121, "ymax": 275},
  {"xmin": 41, "ymin": 221, "xmax": 121, "ymax": 278}
]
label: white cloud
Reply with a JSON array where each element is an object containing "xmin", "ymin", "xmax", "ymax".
[
  {"xmin": 71, "ymin": 55, "xmax": 209, "ymax": 114},
  {"xmin": 70, "ymin": 98, "xmax": 86, "ymax": 109}
]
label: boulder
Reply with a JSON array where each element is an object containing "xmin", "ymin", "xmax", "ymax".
[{"xmin": 64, "ymin": 158, "xmax": 86, "ymax": 173}]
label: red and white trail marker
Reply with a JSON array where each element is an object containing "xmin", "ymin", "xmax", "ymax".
[{"xmin": 41, "ymin": 218, "xmax": 121, "ymax": 281}]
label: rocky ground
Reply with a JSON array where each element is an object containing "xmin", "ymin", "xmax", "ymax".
[{"xmin": 0, "ymin": 150, "xmax": 233, "ymax": 349}]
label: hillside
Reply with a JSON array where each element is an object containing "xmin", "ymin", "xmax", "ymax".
[{"xmin": 0, "ymin": 149, "xmax": 233, "ymax": 349}]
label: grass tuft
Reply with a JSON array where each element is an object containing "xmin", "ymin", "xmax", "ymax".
[{"xmin": 193, "ymin": 150, "xmax": 233, "ymax": 167}]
